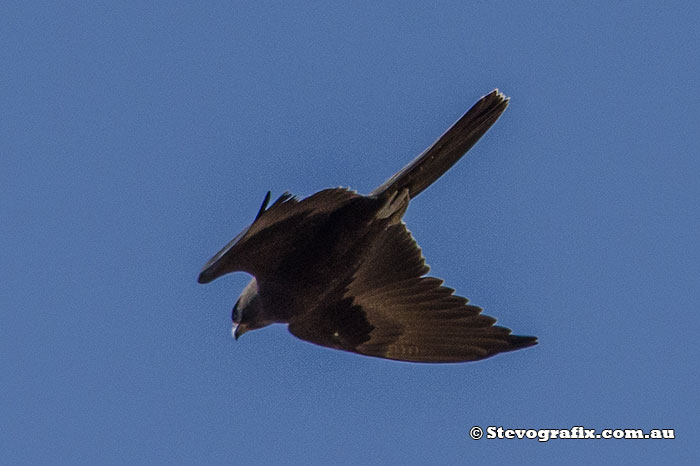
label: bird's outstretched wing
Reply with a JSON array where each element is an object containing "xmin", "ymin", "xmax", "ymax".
[
  {"xmin": 288, "ymin": 222, "xmax": 537, "ymax": 363},
  {"xmin": 198, "ymin": 188, "xmax": 363, "ymax": 283},
  {"xmin": 371, "ymin": 89, "xmax": 509, "ymax": 200}
]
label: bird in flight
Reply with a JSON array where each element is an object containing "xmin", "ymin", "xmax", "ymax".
[{"xmin": 198, "ymin": 90, "xmax": 537, "ymax": 363}]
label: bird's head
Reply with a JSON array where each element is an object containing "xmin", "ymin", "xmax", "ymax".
[{"xmin": 231, "ymin": 277, "xmax": 271, "ymax": 339}]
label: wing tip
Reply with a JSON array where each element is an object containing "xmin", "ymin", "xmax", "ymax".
[
  {"xmin": 506, "ymin": 334, "xmax": 538, "ymax": 350},
  {"xmin": 487, "ymin": 88, "xmax": 509, "ymax": 103}
]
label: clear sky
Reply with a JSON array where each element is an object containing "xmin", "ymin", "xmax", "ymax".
[{"xmin": 2, "ymin": 1, "xmax": 698, "ymax": 464}]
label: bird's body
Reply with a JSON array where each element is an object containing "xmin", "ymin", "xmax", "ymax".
[{"xmin": 199, "ymin": 90, "xmax": 537, "ymax": 363}]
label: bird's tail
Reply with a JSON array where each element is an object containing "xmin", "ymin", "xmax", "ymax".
[{"xmin": 370, "ymin": 89, "xmax": 509, "ymax": 200}]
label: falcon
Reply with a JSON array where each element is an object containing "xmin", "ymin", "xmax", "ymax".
[{"xmin": 198, "ymin": 90, "xmax": 537, "ymax": 363}]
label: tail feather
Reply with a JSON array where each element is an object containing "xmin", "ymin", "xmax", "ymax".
[{"xmin": 371, "ymin": 89, "xmax": 509, "ymax": 199}]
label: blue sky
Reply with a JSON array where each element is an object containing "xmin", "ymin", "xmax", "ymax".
[{"xmin": 2, "ymin": 1, "xmax": 698, "ymax": 464}]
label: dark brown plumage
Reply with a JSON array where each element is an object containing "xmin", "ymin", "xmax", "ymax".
[{"xmin": 198, "ymin": 90, "xmax": 537, "ymax": 363}]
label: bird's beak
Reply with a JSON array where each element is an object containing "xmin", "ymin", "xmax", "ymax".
[{"xmin": 232, "ymin": 322, "xmax": 248, "ymax": 340}]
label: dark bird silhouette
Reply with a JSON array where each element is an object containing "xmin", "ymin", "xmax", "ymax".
[{"xmin": 198, "ymin": 90, "xmax": 537, "ymax": 363}]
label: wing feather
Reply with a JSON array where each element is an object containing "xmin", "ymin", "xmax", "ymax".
[{"xmin": 288, "ymin": 222, "xmax": 536, "ymax": 363}]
